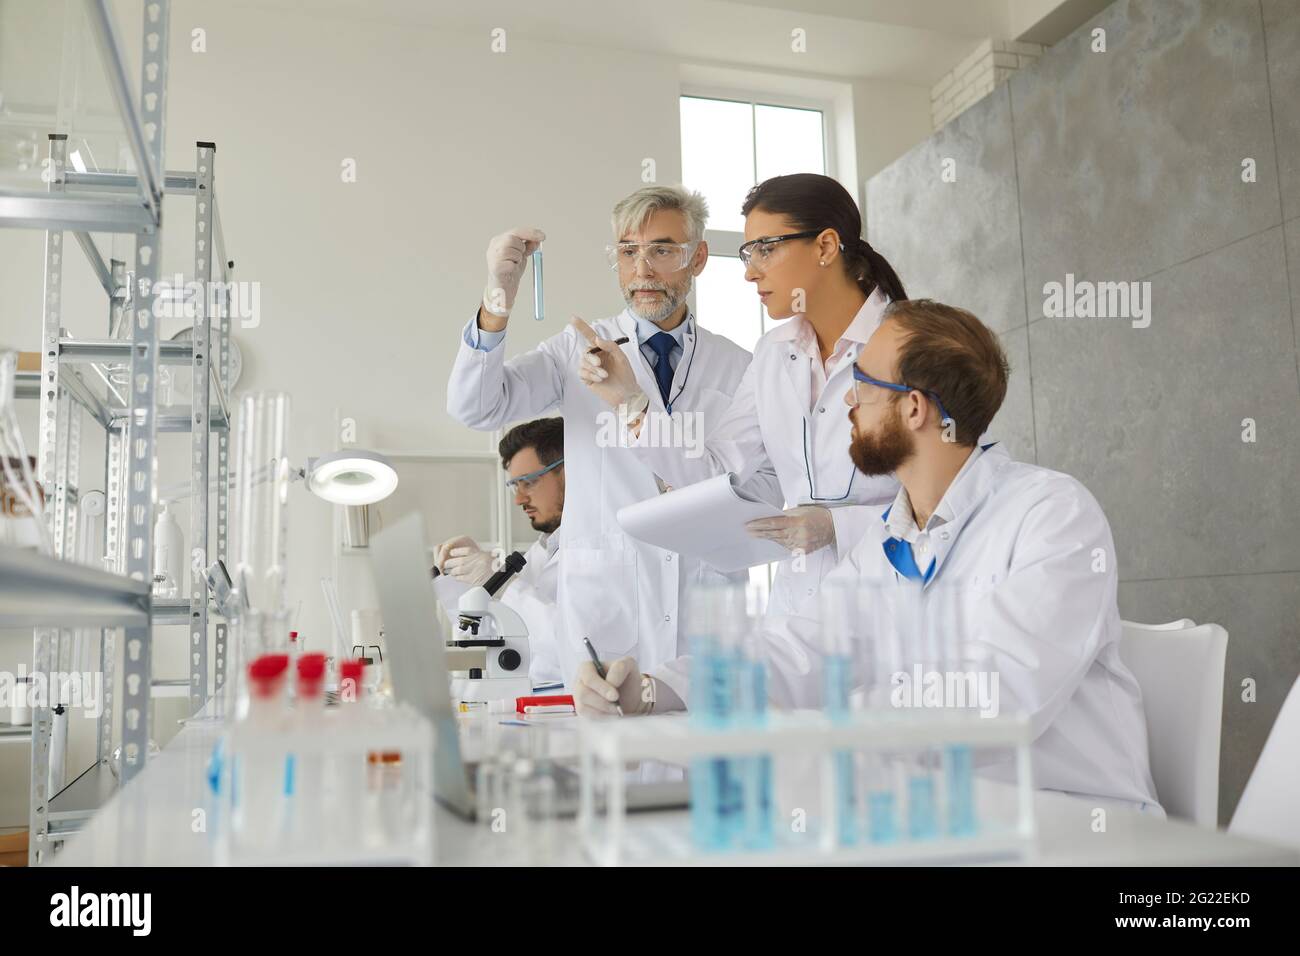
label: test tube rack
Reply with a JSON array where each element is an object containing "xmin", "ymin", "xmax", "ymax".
[
  {"xmin": 211, "ymin": 704, "xmax": 435, "ymax": 866},
  {"xmin": 578, "ymin": 709, "xmax": 1036, "ymax": 867}
]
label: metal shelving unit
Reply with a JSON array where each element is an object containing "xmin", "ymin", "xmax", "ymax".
[{"xmin": 0, "ymin": 0, "xmax": 236, "ymax": 864}]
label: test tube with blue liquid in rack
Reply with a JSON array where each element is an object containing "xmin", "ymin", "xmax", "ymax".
[
  {"xmin": 897, "ymin": 579, "xmax": 940, "ymax": 840},
  {"xmin": 931, "ymin": 580, "xmax": 978, "ymax": 837},
  {"xmin": 687, "ymin": 585, "xmax": 743, "ymax": 851},
  {"xmin": 897, "ymin": 578, "xmax": 981, "ymax": 840},
  {"xmin": 861, "ymin": 579, "xmax": 905, "ymax": 844},
  {"xmin": 737, "ymin": 593, "xmax": 774, "ymax": 850},
  {"xmin": 852, "ymin": 582, "xmax": 915, "ymax": 842},
  {"xmin": 819, "ymin": 584, "xmax": 859, "ymax": 846}
]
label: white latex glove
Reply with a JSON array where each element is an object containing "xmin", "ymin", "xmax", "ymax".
[
  {"xmin": 573, "ymin": 656, "xmax": 653, "ymax": 717},
  {"xmin": 571, "ymin": 317, "xmax": 647, "ymax": 411},
  {"xmin": 433, "ymin": 534, "xmax": 473, "ymax": 571},
  {"xmin": 435, "ymin": 535, "xmax": 496, "ymax": 587},
  {"xmin": 745, "ymin": 504, "xmax": 836, "ymax": 554},
  {"xmin": 482, "ymin": 227, "xmax": 545, "ymax": 317}
]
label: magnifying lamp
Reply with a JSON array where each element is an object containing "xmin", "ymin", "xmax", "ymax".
[{"xmin": 304, "ymin": 449, "xmax": 399, "ymax": 505}]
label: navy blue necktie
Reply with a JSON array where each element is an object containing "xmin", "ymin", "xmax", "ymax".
[{"xmin": 646, "ymin": 331, "xmax": 677, "ymax": 408}]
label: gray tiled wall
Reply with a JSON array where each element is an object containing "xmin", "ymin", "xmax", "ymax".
[{"xmin": 867, "ymin": 0, "xmax": 1300, "ymax": 824}]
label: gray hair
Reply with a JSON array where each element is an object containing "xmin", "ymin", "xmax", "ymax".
[{"xmin": 611, "ymin": 184, "xmax": 708, "ymax": 243}]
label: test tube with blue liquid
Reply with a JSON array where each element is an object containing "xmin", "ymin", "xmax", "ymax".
[
  {"xmin": 899, "ymin": 579, "xmax": 939, "ymax": 841},
  {"xmin": 933, "ymin": 580, "xmax": 978, "ymax": 837},
  {"xmin": 737, "ymin": 590, "xmax": 774, "ymax": 851},
  {"xmin": 687, "ymin": 585, "xmax": 742, "ymax": 851},
  {"xmin": 718, "ymin": 588, "xmax": 749, "ymax": 846},
  {"xmin": 865, "ymin": 756, "xmax": 902, "ymax": 844},
  {"xmin": 531, "ymin": 249, "xmax": 544, "ymax": 321},
  {"xmin": 861, "ymin": 583, "xmax": 903, "ymax": 844},
  {"xmin": 906, "ymin": 756, "xmax": 940, "ymax": 839},
  {"xmin": 819, "ymin": 585, "xmax": 859, "ymax": 847}
]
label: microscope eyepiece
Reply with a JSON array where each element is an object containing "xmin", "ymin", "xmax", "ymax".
[{"xmin": 482, "ymin": 550, "xmax": 528, "ymax": 597}]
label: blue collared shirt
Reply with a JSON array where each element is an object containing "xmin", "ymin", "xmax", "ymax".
[{"xmin": 463, "ymin": 310, "xmax": 509, "ymax": 352}]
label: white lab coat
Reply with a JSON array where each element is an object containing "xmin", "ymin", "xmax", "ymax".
[
  {"xmin": 501, "ymin": 530, "xmax": 562, "ymax": 685},
  {"xmin": 622, "ymin": 289, "xmax": 898, "ymax": 619},
  {"xmin": 761, "ymin": 443, "xmax": 1163, "ymax": 812},
  {"xmin": 433, "ymin": 531, "xmax": 563, "ymax": 686},
  {"xmin": 446, "ymin": 310, "xmax": 781, "ymax": 697}
]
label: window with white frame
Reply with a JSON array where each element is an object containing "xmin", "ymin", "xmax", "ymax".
[{"xmin": 681, "ymin": 94, "xmax": 829, "ymax": 352}]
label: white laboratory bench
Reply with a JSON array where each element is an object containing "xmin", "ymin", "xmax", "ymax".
[{"xmin": 51, "ymin": 707, "xmax": 1300, "ymax": 867}]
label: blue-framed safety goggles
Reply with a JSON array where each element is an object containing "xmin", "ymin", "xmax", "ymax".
[
  {"xmin": 851, "ymin": 365, "xmax": 952, "ymax": 425},
  {"xmin": 505, "ymin": 457, "xmax": 564, "ymax": 490}
]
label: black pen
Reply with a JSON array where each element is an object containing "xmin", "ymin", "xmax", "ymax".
[
  {"xmin": 587, "ymin": 336, "xmax": 630, "ymax": 355},
  {"xmin": 582, "ymin": 636, "xmax": 624, "ymax": 716}
]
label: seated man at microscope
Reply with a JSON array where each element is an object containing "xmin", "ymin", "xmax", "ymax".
[{"xmin": 434, "ymin": 416, "xmax": 564, "ymax": 686}]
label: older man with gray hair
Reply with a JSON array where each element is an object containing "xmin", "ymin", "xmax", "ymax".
[{"xmin": 446, "ymin": 185, "xmax": 781, "ymax": 704}]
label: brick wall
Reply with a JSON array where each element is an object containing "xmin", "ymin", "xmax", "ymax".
[{"xmin": 931, "ymin": 38, "xmax": 1046, "ymax": 129}]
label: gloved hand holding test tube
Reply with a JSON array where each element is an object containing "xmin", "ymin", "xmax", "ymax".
[{"xmin": 481, "ymin": 227, "xmax": 544, "ymax": 320}]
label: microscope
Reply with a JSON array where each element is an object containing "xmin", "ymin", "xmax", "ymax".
[{"xmin": 444, "ymin": 551, "xmax": 532, "ymax": 703}]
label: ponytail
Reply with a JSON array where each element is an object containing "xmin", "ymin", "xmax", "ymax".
[{"xmin": 855, "ymin": 237, "xmax": 908, "ymax": 302}]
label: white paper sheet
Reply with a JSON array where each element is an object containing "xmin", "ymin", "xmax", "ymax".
[{"xmin": 616, "ymin": 473, "xmax": 788, "ymax": 572}]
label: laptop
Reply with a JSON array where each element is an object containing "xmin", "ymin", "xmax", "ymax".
[{"xmin": 370, "ymin": 512, "xmax": 688, "ymax": 819}]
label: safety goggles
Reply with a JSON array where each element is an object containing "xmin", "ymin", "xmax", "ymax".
[
  {"xmin": 851, "ymin": 365, "xmax": 952, "ymax": 425},
  {"xmin": 738, "ymin": 230, "xmax": 831, "ymax": 267},
  {"xmin": 504, "ymin": 457, "xmax": 564, "ymax": 491},
  {"xmin": 606, "ymin": 241, "xmax": 698, "ymax": 274}
]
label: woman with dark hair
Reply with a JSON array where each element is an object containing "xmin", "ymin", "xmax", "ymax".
[{"xmin": 579, "ymin": 172, "xmax": 908, "ymax": 618}]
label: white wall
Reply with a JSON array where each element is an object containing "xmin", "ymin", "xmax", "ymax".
[{"xmin": 852, "ymin": 78, "xmax": 932, "ymax": 228}]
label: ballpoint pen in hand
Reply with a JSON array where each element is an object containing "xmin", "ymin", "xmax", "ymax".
[
  {"xmin": 587, "ymin": 336, "xmax": 630, "ymax": 355},
  {"xmin": 582, "ymin": 636, "xmax": 624, "ymax": 716}
]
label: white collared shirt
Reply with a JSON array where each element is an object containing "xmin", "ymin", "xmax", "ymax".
[
  {"xmin": 783, "ymin": 297, "xmax": 878, "ymax": 412},
  {"xmin": 537, "ymin": 529, "xmax": 559, "ymax": 561},
  {"xmin": 883, "ymin": 446, "xmax": 983, "ymax": 567}
]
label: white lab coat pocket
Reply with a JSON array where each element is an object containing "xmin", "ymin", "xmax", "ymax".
[
  {"xmin": 693, "ymin": 385, "xmax": 733, "ymax": 421},
  {"xmin": 559, "ymin": 545, "xmax": 640, "ymax": 659},
  {"xmin": 767, "ymin": 548, "xmax": 835, "ymax": 618}
]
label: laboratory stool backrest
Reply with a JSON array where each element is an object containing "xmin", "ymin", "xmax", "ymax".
[
  {"xmin": 1118, "ymin": 619, "xmax": 1228, "ymax": 828},
  {"xmin": 1229, "ymin": 674, "xmax": 1300, "ymax": 850}
]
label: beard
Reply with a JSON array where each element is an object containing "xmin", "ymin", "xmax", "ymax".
[
  {"xmin": 621, "ymin": 275, "xmax": 692, "ymax": 323},
  {"xmin": 849, "ymin": 402, "xmax": 914, "ymax": 476},
  {"xmin": 530, "ymin": 512, "xmax": 561, "ymax": 535}
]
